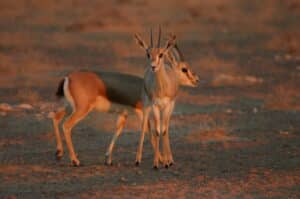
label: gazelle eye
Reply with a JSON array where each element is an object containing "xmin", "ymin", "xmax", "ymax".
[
  {"xmin": 182, "ymin": 68, "xmax": 188, "ymax": 73},
  {"xmin": 159, "ymin": 53, "xmax": 163, "ymax": 58}
]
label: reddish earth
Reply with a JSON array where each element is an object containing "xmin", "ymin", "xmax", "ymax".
[{"xmin": 0, "ymin": 0, "xmax": 299, "ymax": 198}]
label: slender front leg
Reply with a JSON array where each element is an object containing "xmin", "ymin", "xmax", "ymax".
[
  {"xmin": 149, "ymin": 120, "xmax": 163, "ymax": 163},
  {"xmin": 52, "ymin": 108, "xmax": 66, "ymax": 160},
  {"xmin": 152, "ymin": 105, "xmax": 161, "ymax": 169},
  {"xmin": 105, "ymin": 110, "xmax": 128, "ymax": 165},
  {"xmin": 162, "ymin": 101, "xmax": 175, "ymax": 167},
  {"xmin": 135, "ymin": 106, "xmax": 151, "ymax": 166},
  {"xmin": 137, "ymin": 109, "xmax": 163, "ymax": 163}
]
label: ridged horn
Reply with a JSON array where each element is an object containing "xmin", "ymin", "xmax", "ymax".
[
  {"xmin": 150, "ymin": 28, "xmax": 153, "ymax": 47},
  {"xmin": 157, "ymin": 25, "xmax": 161, "ymax": 47}
]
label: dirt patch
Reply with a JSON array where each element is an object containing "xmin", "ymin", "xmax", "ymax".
[
  {"xmin": 0, "ymin": 138, "xmax": 24, "ymax": 149},
  {"xmin": 211, "ymin": 74, "xmax": 263, "ymax": 87},
  {"xmin": 178, "ymin": 91, "xmax": 234, "ymax": 105},
  {"xmin": 265, "ymin": 79, "xmax": 300, "ymax": 110},
  {"xmin": 267, "ymin": 31, "xmax": 300, "ymax": 55}
]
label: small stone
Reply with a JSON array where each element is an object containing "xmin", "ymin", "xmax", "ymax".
[
  {"xmin": 36, "ymin": 113, "xmax": 44, "ymax": 120},
  {"xmin": 0, "ymin": 103, "xmax": 13, "ymax": 112},
  {"xmin": 120, "ymin": 177, "xmax": 127, "ymax": 182},
  {"xmin": 280, "ymin": 131, "xmax": 289, "ymax": 135},
  {"xmin": 253, "ymin": 107, "xmax": 258, "ymax": 113},
  {"xmin": 226, "ymin": 109, "xmax": 232, "ymax": 114},
  {"xmin": 17, "ymin": 103, "xmax": 33, "ymax": 110},
  {"xmin": 284, "ymin": 54, "xmax": 292, "ymax": 60}
]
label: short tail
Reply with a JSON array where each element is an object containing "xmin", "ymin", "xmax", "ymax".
[{"xmin": 56, "ymin": 78, "xmax": 65, "ymax": 98}]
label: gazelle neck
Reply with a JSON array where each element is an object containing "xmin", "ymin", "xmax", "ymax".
[
  {"xmin": 155, "ymin": 62, "xmax": 168, "ymax": 87},
  {"xmin": 151, "ymin": 62, "xmax": 179, "ymax": 99}
]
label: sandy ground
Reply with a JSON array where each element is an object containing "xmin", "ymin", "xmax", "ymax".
[{"xmin": 0, "ymin": 0, "xmax": 300, "ymax": 198}]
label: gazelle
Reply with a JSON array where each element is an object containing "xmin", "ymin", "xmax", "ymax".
[
  {"xmin": 106, "ymin": 42, "xmax": 198, "ymax": 166},
  {"xmin": 51, "ymin": 32, "xmax": 199, "ymax": 167},
  {"xmin": 134, "ymin": 28, "xmax": 190, "ymax": 169}
]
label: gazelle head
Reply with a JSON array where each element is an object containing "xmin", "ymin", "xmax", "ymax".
[
  {"xmin": 166, "ymin": 43, "xmax": 199, "ymax": 87},
  {"xmin": 134, "ymin": 27, "xmax": 176, "ymax": 72}
]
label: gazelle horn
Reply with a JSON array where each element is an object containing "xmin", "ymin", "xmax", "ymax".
[
  {"xmin": 157, "ymin": 25, "xmax": 161, "ymax": 48},
  {"xmin": 150, "ymin": 28, "xmax": 153, "ymax": 47}
]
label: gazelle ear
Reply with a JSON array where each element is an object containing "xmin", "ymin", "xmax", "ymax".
[
  {"xmin": 134, "ymin": 33, "xmax": 148, "ymax": 50},
  {"xmin": 166, "ymin": 51, "xmax": 178, "ymax": 67},
  {"xmin": 163, "ymin": 34, "xmax": 176, "ymax": 53}
]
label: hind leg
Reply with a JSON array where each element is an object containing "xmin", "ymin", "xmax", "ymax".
[
  {"xmin": 62, "ymin": 105, "xmax": 92, "ymax": 166},
  {"xmin": 52, "ymin": 108, "xmax": 66, "ymax": 160},
  {"xmin": 105, "ymin": 110, "xmax": 128, "ymax": 165},
  {"xmin": 135, "ymin": 106, "xmax": 151, "ymax": 166}
]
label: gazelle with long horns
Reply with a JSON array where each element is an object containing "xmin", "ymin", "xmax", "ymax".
[
  {"xmin": 51, "ymin": 29, "xmax": 199, "ymax": 167},
  {"xmin": 134, "ymin": 27, "xmax": 193, "ymax": 168}
]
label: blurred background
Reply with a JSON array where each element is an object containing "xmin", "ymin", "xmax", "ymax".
[{"xmin": 0, "ymin": 0, "xmax": 299, "ymax": 107}]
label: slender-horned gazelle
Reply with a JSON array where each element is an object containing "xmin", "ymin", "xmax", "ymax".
[
  {"xmin": 51, "ymin": 31, "xmax": 199, "ymax": 167},
  {"xmin": 134, "ymin": 28, "xmax": 195, "ymax": 168}
]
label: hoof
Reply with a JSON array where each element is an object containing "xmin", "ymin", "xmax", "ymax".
[
  {"xmin": 55, "ymin": 150, "xmax": 63, "ymax": 161},
  {"xmin": 135, "ymin": 161, "xmax": 140, "ymax": 167},
  {"xmin": 169, "ymin": 162, "xmax": 174, "ymax": 167},
  {"xmin": 165, "ymin": 164, "xmax": 169, "ymax": 169},
  {"xmin": 153, "ymin": 165, "xmax": 159, "ymax": 170},
  {"xmin": 104, "ymin": 156, "xmax": 113, "ymax": 166},
  {"xmin": 105, "ymin": 161, "xmax": 113, "ymax": 166},
  {"xmin": 71, "ymin": 160, "xmax": 80, "ymax": 167}
]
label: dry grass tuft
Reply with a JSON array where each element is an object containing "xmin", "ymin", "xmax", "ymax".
[
  {"xmin": 267, "ymin": 31, "xmax": 300, "ymax": 55},
  {"xmin": 265, "ymin": 80, "xmax": 300, "ymax": 110},
  {"xmin": 186, "ymin": 128, "xmax": 237, "ymax": 143},
  {"xmin": 211, "ymin": 74, "xmax": 263, "ymax": 87},
  {"xmin": 0, "ymin": 138, "xmax": 24, "ymax": 149},
  {"xmin": 15, "ymin": 88, "xmax": 42, "ymax": 104}
]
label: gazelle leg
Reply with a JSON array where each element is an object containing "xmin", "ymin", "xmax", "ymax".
[
  {"xmin": 136, "ymin": 109, "xmax": 163, "ymax": 163},
  {"xmin": 152, "ymin": 105, "xmax": 161, "ymax": 169},
  {"xmin": 105, "ymin": 110, "xmax": 128, "ymax": 165},
  {"xmin": 149, "ymin": 120, "xmax": 163, "ymax": 163},
  {"xmin": 62, "ymin": 106, "xmax": 92, "ymax": 166},
  {"xmin": 162, "ymin": 101, "xmax": 175, "ymax": 167},
  {"xmin": 135, "ymin": 106, "xmax": 151, "ymax": 166},
  {"xmin": 166, "ymin": 101, "xmax": 175, "ymax": 166},
  {"xmin": 161, "ymin": 107, "xmax": 170, "ymax": 168},
  {"xmin": 52, "ymin": 108, "xmax": 66, "ymax": 160}
]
